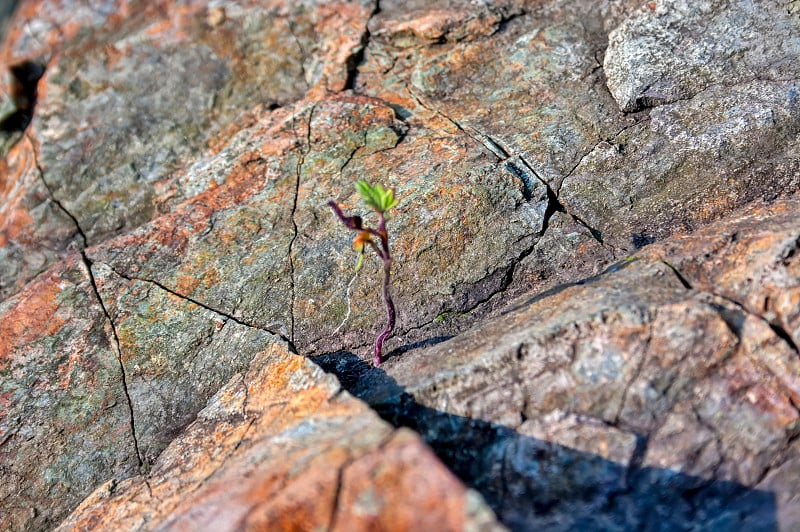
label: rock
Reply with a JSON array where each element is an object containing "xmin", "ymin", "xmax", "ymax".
[
  {"xmin": 1, "ymin": 0, "xmax": 799, "ymax": 529},
  {"xmin": 0, "ymin": 254, "xmax": 139, "ymax": 531},
  {"xmin": 0, "ymin": 0, "xmax": 377, "ymax": 301},
  {"xmin": 640, "ymin": 199, "xmax": 800, "ymax": 350},
  {"xmin": 604, "ymin": 0, "xmax": 800, "ymax": 112},
  {"xmin": 0, "ymin": 135, "xmax": 82, "ymax": 300},
  {"xmin": 83, "ymin": 92, "xmax": 558, "ymax": 359},
  {"xmin": 359, "ymin": 0, "xmax": 800, "ymax": 259},
  {"xmin": 91, "ymin": 261, "xmax": 281, "ymax": 464},
  {"xmin": 560, "ymin": 79, "xmax": 800, "ymax": 251},
  {"xmin": 57, "ymin": 345, "xmax": 503, "ymax": 531},
  {"xmin": 326, "ymin": 198, "xmax": 800, "ymax": 530}
]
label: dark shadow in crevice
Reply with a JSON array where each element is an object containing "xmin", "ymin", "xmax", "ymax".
[
  {"xmin": 383, "ymin": 335, "xmax": 454, "ymax": 362},
  {"xmin": 313, "ymin": 351, "xmax": 778, "ymax": 532},
  {"xmin": 632, "ymin": 233, "xmax": 657, "ymax": 249},
  {"xmin": 0, "ymin": 61, "xmax": 45, "ymax": 134}
]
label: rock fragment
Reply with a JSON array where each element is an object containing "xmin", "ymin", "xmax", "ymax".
[{"xmin": 58, "ymin": 344, "xmax": 503, "ymax": 531}]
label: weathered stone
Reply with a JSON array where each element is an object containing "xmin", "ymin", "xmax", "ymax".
[
  {"xmin": 1, "ymin": 0, "xmax": 800, "ymax": 529},
  {"xmin": 0, "ymin": 254, "xmax": 138, "ymax": 531},
  {"xmin": 327, "ymin": 199, "xmax": 800, "ymax": 530},
  {"xmin": 0, "ymin": 135, "xmax": 82, "ymax": 300},
  {"xmin": 604, "ymin": 0, "xmax": 800, "ymax": 112},
  {"xmin": 359, "ymin": 0, "xmax": 800, "ymax": 260},
  {"xmin": 640, "ymin": 198, "xmax": 800, "ymax": 350},
  {"xmin": 91, "ymin": 261, "xmax": 280, "ymax": 464},
  {"xmin": 85, "ymin": 92, "xmax": 556, "ymax": 359},
  {"xmin": 560, "ymin": 79, "xmax": 800, "ymax": 251},
  {"xmin": 0, "ymin": 0, "xmax": 376, "ymax": 299},
  {"xmin": 57, "ymin": 345, "xmax": 503, "ymax": 531}
]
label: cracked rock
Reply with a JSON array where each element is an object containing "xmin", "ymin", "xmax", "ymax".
[
  {"xmin": 0, "ymin": 135, "xmax": 82, "ymax": 300},
  {"xmin": 57, "ymin": 344, "xmax": 503, "ymax": 531},
  {"xmin": 2, "ymin": 0, "xmax": 800, "ymax": 530},
  {"xmin": 332, "ymin": 198, "xmax": 800, "ymax": 530},
  {"xmin": 0, "ymin": 254, "xmax": 139, "ymax": 531},
  {"xmin": 90, "ymin": 261, "xmax": 281, "ymax": 465}
]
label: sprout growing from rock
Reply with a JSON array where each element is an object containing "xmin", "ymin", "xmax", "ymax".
[{"xmin": 329, "ymin": 180, "xmax": 399, "ymax": 366}]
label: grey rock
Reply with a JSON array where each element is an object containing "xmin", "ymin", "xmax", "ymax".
[{"xmin": 604, "ymin": 0, "xmax": 800, "ymax": 112}]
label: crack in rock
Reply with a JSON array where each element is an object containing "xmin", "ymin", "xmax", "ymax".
[
  {"xmin": 81, "ymin": 255, "xmax": 145, "ymax": 469},
  {"xmin": 405, "ymin": 89, "xmax": 609, "ymax": 248},
  {"xmin": 288, "ymin": 103, "xmax": 317, "ymax": 345},
  {"xmin": 28, "ymin": 132, "xmax": 146, "ymax": 469},
  {"xmin": 343, "ymin": 0, "xmax": 381, "ymax": 92},
  {"xmin": 663, "ymin": 259, "xmax": 800, "ymax": 355},
  {"xmin": 102, "ymin": 265, "xmax": 297, "ymax": 353}
]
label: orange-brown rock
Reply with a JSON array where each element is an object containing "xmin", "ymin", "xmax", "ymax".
[
  {"xmin": 58, "ymin": 344, "xmax": 502, "ymax": 531},
  {"xmin": 1, "ymin": 0, "xmax": 799, "ymax": 530}
]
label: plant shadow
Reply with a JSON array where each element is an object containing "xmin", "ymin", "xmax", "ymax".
[{"xmin": 312, "ymin": 352, "xmax": 778, "ymax": 532}]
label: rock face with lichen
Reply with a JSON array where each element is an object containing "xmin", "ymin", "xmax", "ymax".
[{"xmin": 0, "ymin": 0, "xmax": 798, "ymax": 530}]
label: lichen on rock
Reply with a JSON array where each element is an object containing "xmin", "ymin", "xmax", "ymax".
[{"xmin": 1, "ymin": 0, "xmax": 799, "ymax": 529}]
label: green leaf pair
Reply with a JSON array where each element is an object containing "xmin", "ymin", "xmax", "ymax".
[{"xmin": 356, "ymin": 180, "xmax": 399, "ymax": 213}]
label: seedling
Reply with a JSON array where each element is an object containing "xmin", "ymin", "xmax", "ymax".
[{"xmin": 329, "ymin": 180, "xmax": 399, "ymax": 366}]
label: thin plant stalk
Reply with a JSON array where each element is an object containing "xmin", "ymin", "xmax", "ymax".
[{"xmin": 328, "ymin": 181, "xmax": 399, "ymax": 366}]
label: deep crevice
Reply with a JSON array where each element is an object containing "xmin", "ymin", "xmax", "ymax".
[
  {"xmin": 768, "ymin": 322, "xmax": 800, "ymax": 354},
  {"xmin": 343, "ymin": 0, "xmax": 381, "ymax": 92}
]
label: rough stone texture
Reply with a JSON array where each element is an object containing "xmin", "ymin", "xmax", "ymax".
[
  {"xmin": 1, "ymin": 0, "xmax": 799, "ymax": 529},
  {"xmin": 57, "ymin": 345, "xmax": 502, "ymax": 531},
  {"xmin": 0, "ymin": 135, "xmax": 82, "ymax": 300},
  {"xmin": 640, "ymin": 199, "xmax": 800, "ymax": 351},
  {"xmin": 91, "ymin": 261, "xmax": 281, "ymax": 464},
  {"xmin": 84, "ymin": 92, "xmax": 557, "ymax": 357},
  {"xmin": 359, "ymin": 0, "xmax": 800, "ymax": 257},
  {"xmin": 604, "ymin": 0, "xmax": 800, "ymax": 112},
  {"xmin": 0, "ymin": 254, "xmax": 139, "ymax": 531},
  {"xmin": 0, "ymin": 0, "xmax": 377, "ymax": 297},
  {"xmin": 324, "ymin": 198, "xmax": 800, "ymax": 530}
]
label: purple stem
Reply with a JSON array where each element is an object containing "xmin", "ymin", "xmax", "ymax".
[
  {"xmin": 372, "ymin": 212, "xmax": 394, "ymax": 366},
  {"xmin": 329, "ymin": 202, "xmax": 396, "ymax": 366}
]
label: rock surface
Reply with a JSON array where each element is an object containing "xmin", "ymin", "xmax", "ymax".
[
  {"xmin": 0, "ymin": 0, "xmax": 799, "ymax": 530},
  {"xmin": 0, "ymin": 254, "xmax": 139, "ymax": 531},
  {"xmin": 58, "ymin": 344, "xmax": 501, "ymax": 531},
  {"xmin": 325, "ymin": 198, "xmax": 800, "ymax": 530}
]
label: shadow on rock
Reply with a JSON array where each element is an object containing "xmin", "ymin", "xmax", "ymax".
[{"xmin": 312, "ymin": 352, "xmax": 778, "ymax": 532}]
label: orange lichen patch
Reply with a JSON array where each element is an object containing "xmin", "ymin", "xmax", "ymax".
[
  {"xmin": 185, "ymin": 263, "xmax": 221, "ymax": 295},
  {"xmin": 0, "ymin": 137, "xmax": 39, "ymax": 244},
  {"xmin": 334, "ymin": 429, "xmax": 470, "ymax": 531},
  {"xmin": 0, "ymin": 257, "xmax": 79, "ymax": 364},
  {"xmin": 309, "ymin": 2, "xmax": 374, "ymax": 93},
  {"xmin": 2, "ymin": 0, "xmax": 137, "ymax": 63},
  {"xmin": 694, "ymin": 192, "xmax": 736, "ymax": 224},
  {"xmin": 60, "ymin": 343, "xmax": 490, "ymax": 531},
  {"xmin": 381, "ymin": 8, "xmax": 499, "ymax": 43}
]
